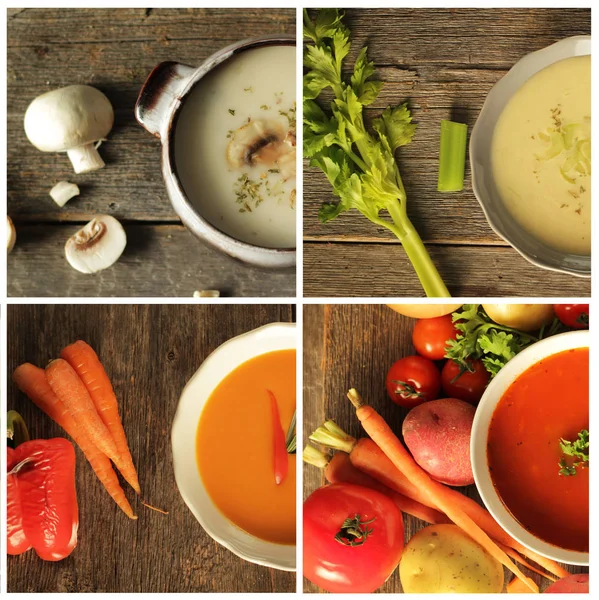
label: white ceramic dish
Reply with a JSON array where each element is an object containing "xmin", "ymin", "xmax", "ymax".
[
  {"xmin": 171, "ymin": 322, "xmax": 296, "ymax": 571},
  {"xmin": 470, "ymin": 36, "xmax": 591, "ymax": 277},
  {"xmin": 471, "ymin": 329, "xmax": 589, "ymax": 566}
]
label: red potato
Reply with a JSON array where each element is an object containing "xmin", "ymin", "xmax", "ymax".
[
  {"xmin": 402, "ymin": 398, "xmax": 476, "ymax": 487},
  {"xmin": 544, "ymin": 573, "xmax": 589, "ymax": 593}
]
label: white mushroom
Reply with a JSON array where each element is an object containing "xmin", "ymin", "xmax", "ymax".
[
  {"xmin": 24, "ymin": 85, "xmax": 114, "ymax": 174},
  {"xmin": 50, "ymin": 181, "xmax": 80, "ymax": 207},
  {"xmin": 7, "ymin": 216, "xmax": 16, "ymax": 252},
  {"xmin": 65, "ymin": 215, "xmax": 126, "ymax": 274}
]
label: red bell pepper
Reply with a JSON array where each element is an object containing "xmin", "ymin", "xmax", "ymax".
[{"xmin": 7, "ymin": 437, "xmax": 78, "ymax": 561}]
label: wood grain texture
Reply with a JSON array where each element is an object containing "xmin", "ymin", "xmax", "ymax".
[
  {"xmin": 302, "ymin": 304, "xmax": 587, "ymax": 593},
  {"xmin": 303, "ymin": 8, "xmax": 591, "ymax": 297},
  {"xmin": 304, "ymin": 243, "xmax": 590, "ymax": 298},
  {"xmin": 7, "ymin": 304, "xmax": 295, "ymax": 593},
  {"xmin": 7, "ymin": 8, "xmax": 296, "ymax": 297},
  {"xmin": 8, "ymin": 224, "xmax": 295, "ymax": 298}
]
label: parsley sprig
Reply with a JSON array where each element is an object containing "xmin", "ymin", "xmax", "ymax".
[
  {"xmin": 303, "ymin": 9, "xmax": 449, "ymax": 297},
  {"xmin": 559, "ymin": 430, "xmax": 589, "ymax": 476},
  {"xmin": 445, "ymin": 304, "xmax": 564, "ymax": 377}
]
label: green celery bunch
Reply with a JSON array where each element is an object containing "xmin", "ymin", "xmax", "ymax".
[{"xmin": 303, "ymin": 9, "xmax": 449, "ymax": 297}]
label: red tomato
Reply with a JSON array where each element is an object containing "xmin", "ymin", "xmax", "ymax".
[
  {"xmin": 554, "ymin": 304, "xmax": 589, "ymax": 329},
  {"xmin": 412, "ymin": 315, "xmax": 460, "ymax": 360},
  {"xmin": 385, "ymin": 356, "xmax": 441, "ymax": 408},
  {"xmin": 441, "ymin": 359, "xmax": 490, "ymax": 405},
  {"xmin": 303, "ymin": 483, "xmax": 404, "ymax": 593}
]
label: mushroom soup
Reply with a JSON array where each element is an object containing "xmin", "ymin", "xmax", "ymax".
[
  {"xmin": 491, "ymin": 55, "xmax": 591, "ymax": 255},
  {"xmin": 174, "ymin": 44, "xmax": 296, "ymax": 249}
]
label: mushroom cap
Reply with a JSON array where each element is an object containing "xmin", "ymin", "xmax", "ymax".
[
  {"xmin": 24, "ymin": 85, "xmax": 114, "ymax": 152},
  {"xmin": 226, "ymin": 118, "xmax": 287, "ymax": 169}
]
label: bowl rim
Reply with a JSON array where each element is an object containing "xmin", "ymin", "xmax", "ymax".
[
  {"xmin": 171, "ymin": 322, "xmax": 297, "ymax": 571},
  {"xmin": 165, "ymin": 36, "xmax": 297, "ymax": 264},
  {"xmin": 470, "ymin": 35, "xmax": 591, "ymax": 278},
  {"xmin": 471, "ymin": 329, "xmax": 589, "ymax": 566}
]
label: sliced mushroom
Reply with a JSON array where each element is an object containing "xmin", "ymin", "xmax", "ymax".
[
  {"xmin": 227, "ymin": 119, "xmax": 287, "ymax": 169},
  {"xmin": 7, "ymin": 216, "xmax": 16, "ymax": 252},
  {"xmin": 50, "ymin": 181, "xmax": 80, "ymax": 207},
  {"xmin": 65, "ymin": 215, "xmax": 126, "ymax": 274}
]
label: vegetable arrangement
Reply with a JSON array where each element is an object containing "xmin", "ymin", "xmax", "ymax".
[
  {"xmin": 304, "ymin": 303, "xmax": 588, "ymax": 593},
  {"xmin": 8, "ymin": 340, "xmax": 147, "ymax": 561},
  {"xmin": 303, "ymin": 9, "xmax": 449, "ymax": 297}
]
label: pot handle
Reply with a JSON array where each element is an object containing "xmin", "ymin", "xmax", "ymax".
[{"xmin": 135, "ymin": 62, "xmax": 195, "ymax": 139}]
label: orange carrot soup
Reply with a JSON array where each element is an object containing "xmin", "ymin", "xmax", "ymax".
[
  {"xmin": 196, "ymin": 349, "xmax": 295, "ymax": 545},
  {"xmin": 487, "ymin": 347, "xmax": 589, "ymax": 552}
]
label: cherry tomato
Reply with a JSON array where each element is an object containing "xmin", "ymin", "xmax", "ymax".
[
  {"xmin": 554, "ymin": 304, "xmax": 589, "ymax": 329},
  {"xmin": 303, "ymin": 483, "xmax": 404, "ymax": 593},
  {"xmin": 412, "ymin": 315, "xmax": 460, "ymax": 360},
  {"xmin": 441, "ymin": 359, "xmax": 490, "ymax": 405},
  {"xmin": 386, "ymin": 356, "xmax": 441, "ymax": 409}
]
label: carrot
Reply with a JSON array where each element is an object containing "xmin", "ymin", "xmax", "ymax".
[
  {"xmin": 304, "ymin": 445, "xmax": 449, "ymax": 525},
  {"xmin": 13, "ymin": 363, "xmax": 136, "ymax": 519},
  {"xmin": 267, "ymin": 390, "xmax": 288, "ymax": 485},
  {"xmin": 61, "ymin": 341, "xmax": 141, "ymax": 495},
  {"xmin": 347, "ymin": 388, "xmax": 539, "ymax": 593},
  {"xmin": 312, "ymin": 420, "xmax": 569, "ymax": 580},
  {"xmin": 498, "ymin": 544, "xmax": 557, "ymax": 583},
  {"xmin": 46, "ymin": 359, "xmax": 119, "ymax": 462},
  {"xmin": 507, "ymin": 576, "xmax": 538, "ymax": 593}
]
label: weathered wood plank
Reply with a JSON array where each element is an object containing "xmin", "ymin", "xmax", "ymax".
[
  {"xmin": 8, "ymin": 224, "xmax": 295, "ymax": 298},
  {"xmin": 7, "ymin": 8, "xmax": 296, "ymax": 295},
  {"xmin": 302, "ymin": 304, "xmax": 586, "ymax": 592},
  {"xmin": 303, "ymin": 242, "xmax": 590, "ymax": 298},
  {"xmin": 7, "ymin": 304, "xmax": 295, "ymax": 592},
  {"xmin": 303, "ymin": 8, "xmax": 591, "ymax": 295}
]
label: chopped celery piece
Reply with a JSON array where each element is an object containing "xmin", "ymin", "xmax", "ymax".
[{"xmin": 437, "ymin": 120, "xmax": 468, "ymax": 192}]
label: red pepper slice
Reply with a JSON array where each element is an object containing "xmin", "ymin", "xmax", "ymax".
[
  {"xmin": 267, "ymin": 389, "xmax": 288, "ymax": 485},
  {"xmin": 7, "ymin": 438, "xmax": 78, "ymax": 561}
]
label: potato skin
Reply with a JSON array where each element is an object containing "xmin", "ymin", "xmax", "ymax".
[
  {"xmin": 402, "ymin": 398, "xmax": 475, "ymax": 486},
  {"xmin": 400, "ymin": 524, "xmax": 504, "ymax": 593}
]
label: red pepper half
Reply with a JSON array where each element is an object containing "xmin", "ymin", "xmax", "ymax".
[{"xmin": 7, "ymin": 438, "xmax": 78, "ymax": 561}]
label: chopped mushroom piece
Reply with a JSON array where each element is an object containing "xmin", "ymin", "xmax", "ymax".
[
  {"xmin": 227, "ymin": 118, "xmax": 293, "ymax": 173},
  {"xmin": 24, "ymin": 85, "xmax": 114, "ymax": 174},
  {"xmin": 65, "ymin": 215, "xmax": 126, "ymax": 274},
  {"xmin": 50, "ymin": 181, "xmax": 80, "ymax": 207},
  {"xmin": 193, "ymin": 290, "xmax": 220, "ymax": 298},
  {"xmin": 7, "ymin": 216, "xmax": 16, "ymax": 252}
]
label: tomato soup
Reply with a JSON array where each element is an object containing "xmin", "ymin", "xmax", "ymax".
[
  {"xmin": 487, "ymin": 348, "xmax": 589, "ymax": 552},
  {"xmin": 196, "ymin": 349, "xmax": 295, "ymax": 545}
]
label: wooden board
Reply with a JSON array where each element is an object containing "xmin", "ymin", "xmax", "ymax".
[
  {"xmin": 7, "ymin": 304, "xmax": 295, "ymax": 593},
  {"xmin": 7, "ymin": 8, "xmax": 296, "ymax": 297},
  {"xmin": 8, "ymin": 225, "xmax": 295, "ymax": 298},
  {"xmin": 302, "ymin": 304, "xmax": 587, "ymax": 592},
  {"xmin": 303, "ymin": 8, "xmax": 591, "ymax": 297}
]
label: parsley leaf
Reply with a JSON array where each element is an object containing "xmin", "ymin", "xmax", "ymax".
[{"xmin": 559, "ymin": 429, "xmax": 589, "ymax": 476}]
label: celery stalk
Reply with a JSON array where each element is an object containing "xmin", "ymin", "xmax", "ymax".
[{"xmin": 438, "ymin": 120, "xmax": 468, "ymax": 192}]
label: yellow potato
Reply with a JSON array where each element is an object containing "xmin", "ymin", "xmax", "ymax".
[
  {"xmin": 400, "ymin": 524, "xmax": 504, "ymax": 593},
  {"xmin": 386, "ymin": 304, "xmax": 462, "ymax": 319}
]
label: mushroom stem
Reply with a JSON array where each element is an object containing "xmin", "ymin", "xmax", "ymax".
[{"xmin": 67, "ymin": 143, "xmax": 105, "ymax": 174}]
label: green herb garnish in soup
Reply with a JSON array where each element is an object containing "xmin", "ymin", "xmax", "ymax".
[
  {"xmin": 491, "ymin": 55, "xmax": 591, "ymax": 255},
  {"xmin": 175, "ymin": 44, "xmax": 296, "ymax": 249}
]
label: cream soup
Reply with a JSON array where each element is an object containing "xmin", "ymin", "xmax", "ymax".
[
  {"xmin": 175, "ymin": 44, "xmax": 296, "ymax": 249},
  {"xmin": 491, "ymin": 55, "xmax": 591, "ymax": 255}
]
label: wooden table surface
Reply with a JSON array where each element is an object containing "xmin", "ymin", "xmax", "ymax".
[
  {"xmin": 303, "ymin": 8, "xmax": 591, "ymax": 298},
  {"xmin": 7, "ymin": 304, "xmax": 295, "ymax": 593},
  {"xmin": 7, "ymin": 8, "xmax": 296, "ymax": 298},
  {"xmin": 303, "ymin": 304, "xmax": 587, "ymax": 593}
]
